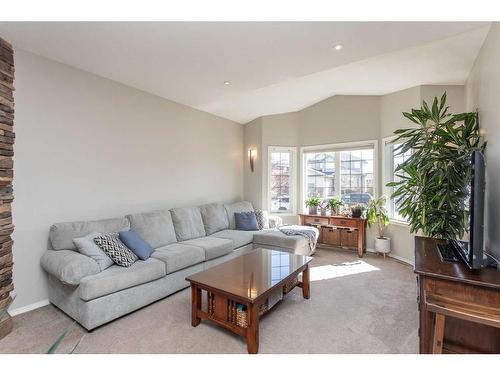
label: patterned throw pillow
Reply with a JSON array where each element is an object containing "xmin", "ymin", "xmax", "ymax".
[
  {"xmin": 94, "ymin": 233, "xmax": 138, "ymax": 267},
  {"xmin": 254, "ymin": 210, "xmax": 269, "ymax": 230}
]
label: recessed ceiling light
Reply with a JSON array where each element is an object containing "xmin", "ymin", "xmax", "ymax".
[
  {"xmin": 334, "ymin": 44, "xmax": 343, "ymax": 51},
  {"xmin": 224, "ymin": 81, "xmax": 231, "ymax": 85}
]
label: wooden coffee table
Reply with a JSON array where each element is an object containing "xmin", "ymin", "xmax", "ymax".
[{"xmin": 186, "ymin": 248, "xmax": 312, "ymax": 354}]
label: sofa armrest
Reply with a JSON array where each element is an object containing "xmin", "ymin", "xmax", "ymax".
[
  {"xmin": 268, "ymin": 215, "xmax": 283, "ymax": 229},
  {"xmin": 40, "ymin": 250, "xmax": 100, "ymax": 286}
]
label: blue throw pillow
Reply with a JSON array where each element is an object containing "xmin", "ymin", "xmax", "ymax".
[
  {"xmin": 119, "ymin": 230, "xmax": 154, "ymax": 260},
  {"xmin": 234, "ymin": 211, "xmax": 259, "ymax": 231}
]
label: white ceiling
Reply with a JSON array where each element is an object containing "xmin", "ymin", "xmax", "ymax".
[{"xmin": 0, "ymin": 22, "xmax": 491, "ymax": 123}]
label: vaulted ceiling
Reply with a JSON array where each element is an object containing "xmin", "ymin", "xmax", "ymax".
[{"xmin": 0, "ymin": 22, "xmax": 490, "ymax": 123}]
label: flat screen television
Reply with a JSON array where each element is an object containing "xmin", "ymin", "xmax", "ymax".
[
  {"xmin": 439, "ymin": 150, "xmax": 485, "ymax": 269},
  {"xmin": 463, "ymin": 150, "xmax": 486, "ymax": 269}
]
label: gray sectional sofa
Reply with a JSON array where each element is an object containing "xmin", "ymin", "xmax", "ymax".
[{"xmin": 40, "ymin": 201, "xmax": 313, "ymax": 330}]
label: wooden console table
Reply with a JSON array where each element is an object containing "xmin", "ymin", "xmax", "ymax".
[
  {"xmin": 298, "ymin": 214, "xmax": 367, "ymax": 257},
  {"xmin": 414, "ymin": 236, "xmax": 500, "ymax": 353}
]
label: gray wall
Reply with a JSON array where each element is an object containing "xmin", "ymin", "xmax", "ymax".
[
  {"xmin": 244, "ymin": 88, "xmax": 466, "ymax": 263},
  {"xmin": 465, "ymin": 23, "xmax": 500, "ymax": 261},
  {"xmin": 11, "ymin": 49, "xmax": 244, "ymax": 310}
]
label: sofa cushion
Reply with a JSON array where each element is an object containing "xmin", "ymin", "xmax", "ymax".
[
  {"xmin": 50, "ymin": 216, "xmax": 130, "ymax": 251},
  {"xmin": 224, "ymin": 201, "xmax": 254, "ymax": 229},
  {"xmin": 181, "ymin": 237, "xmax": 233, "ymax": 260},
  {"xmin": 253, "ymin": 230, "xmax": 311, "ymax": 255},
  {"xmin": 79, "ymin": 258, "xmax": 166, "ymax": 301},
  {"xmin": 94, "ymin": 233, "xmax": 138, "ymax": 267},
  {"xmin": 73, "ymin": 231, "xmax": 114, "ymax": 272},
  {"xmin": 170, "ymin": 207, "xmax": 206, "ymax": 241},
  {"xmin": 126, "ymin": 209, "xmax": 177, "ymax": 248},
  {"xmin": 210, "ymin": 229, "xmax": 259, "ymax": 249},
  {"xmin": 119, "ymin": 230, "xmax": 154, "ymax": 261},
  {"xmin": 234, "ymin": 211, "xmax": 259, "ymax": 231},
  {"xmin": 41, "ymin": 249, "xmax": 100, "ymax": 285},
  {"xmin": 199, "ymin": 203, "xmax": 229, "ymax": 235},
  {"xmin": 151, "ymin": 243, "xmax": 205, "ymax": 274}
]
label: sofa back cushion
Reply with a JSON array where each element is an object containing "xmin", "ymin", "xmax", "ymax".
[
  {"xmin": 170, "ymin": 207, "xmax": 206, "ymax": 241},
  {"xmin": 126, "ymin": 209, "xmax": 177, "ymax": 249},
  {"xmin": 49, "ymin": 217, "xmax": 130, "ymax": 251},
  {"xmin": 224, "ymin": 201, "xmax": 254, "ymax": 229},
  {"xmin": 199, "ymin": 203, "xmax": 229, "ymax": 235}
]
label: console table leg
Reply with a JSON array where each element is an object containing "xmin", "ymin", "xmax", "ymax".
[
  {"xmin": 302, "ymin": 265, "xmax": 310, "ymax": 299},
  {"xmin": 432, "ymin": 313, "xmax": 445, "ymax": 354},
  {"xmin": 191, "ymin": 284, "xmax": 201, "ymax": 327},
  {"xmin": 246, "ymin": 302, "xmax": 259, "ymax": 354}
]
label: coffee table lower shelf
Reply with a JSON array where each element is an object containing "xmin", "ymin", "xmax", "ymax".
[{"xmin": 189, "ymin": 263, "xmax": 310, "ymax": 354}]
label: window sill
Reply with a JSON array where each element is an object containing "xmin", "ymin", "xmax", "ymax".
[
  {"xmin": 269, "ymin": 211, "xmax": 296, "ymax": 217},
  {"xmin": 389, "ymin": 219, "xmax": 409, "ymax": 227}
]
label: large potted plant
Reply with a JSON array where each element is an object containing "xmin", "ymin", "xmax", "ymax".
[
  {"xmin": 388, "ymin": 93, "xmax": 486, "ymax": 239},
  {"xmin": 305, "ymin": 195, "xmax": 321, "ymax": 215},
  {"xmin": 367, "ymin": 196, "xmax": 391, "ymax": 256}
]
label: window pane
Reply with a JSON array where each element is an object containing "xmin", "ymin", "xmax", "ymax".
[
  {"xmin": 270, "ymin": 150, "xmax": 293, "ymax": 213},
  {"xmin": 304, "ymin": 152, "xmax": 336, "ymax": 203},
  {"xmin": 340, "ymin": 148, "xmax": 374, "ymax": 205},
  {"xmin": 390, "ymin": 143, "xmax": 412, "ymax": 220}
]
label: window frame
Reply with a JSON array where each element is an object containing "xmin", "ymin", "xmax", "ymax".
[
  {"xmin": 267, "ymin": 146, "xmax": 297, "ymax": 215},
  {"xmin": 300, "ymin": 140, "xmax": 379, "ymax": 213},
  {"xmin": 382, "ymin": 135, "xmax": 410, "ymax": 225}
]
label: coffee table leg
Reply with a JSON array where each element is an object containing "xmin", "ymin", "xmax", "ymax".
[
  {"xmin": 302, "ymin": 264, "xmax": 310, "ymax": 299},
  {"xmin": 191, "ymin": 284, "xmax": 201, "ymax": 327},
  {"xmin": 246, "ymin": 302, "xmax": 259, "ymax": 354}
]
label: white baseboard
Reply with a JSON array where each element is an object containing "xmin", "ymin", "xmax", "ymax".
[
  {"xmin": 9, "ymin": 299, "xmax": 50, "ymax": 316},
  {"xmin": 366, "ymin": 248, "xmax": 413, "ymax": 266}
]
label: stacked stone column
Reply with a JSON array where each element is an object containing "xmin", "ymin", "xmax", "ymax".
[{"xmin": 0, "ymin": 36, "xmax": 15, "ymax": 340}]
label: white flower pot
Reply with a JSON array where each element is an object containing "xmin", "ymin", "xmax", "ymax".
[{"xmin": 375, "ymin": 237, "xmax": 391, "ymax": 257}]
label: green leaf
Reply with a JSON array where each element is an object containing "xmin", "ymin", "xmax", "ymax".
[{"xmin": 47, "ymin": 322, "xmax": 76, "ymax": 354}]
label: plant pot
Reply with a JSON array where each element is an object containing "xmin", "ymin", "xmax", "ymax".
[
  {"xmin": 351, "ymin": 208, "xmax": 363, "ymax": 218},
  {"xmin": 320, "ymin": 208, "xmax": 327, "ymax": 216},
  {"xmin": 308, "ymin": 206, "xmax": 318, "ymax": 215},
  {"xmin": 375, "ymin": 237, "xmax": 391, "ymax": 257}
]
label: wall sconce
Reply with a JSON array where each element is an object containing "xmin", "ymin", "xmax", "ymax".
[{"xmin": 248, "ymin": 148, "xmax": 256, "ymax": 173}]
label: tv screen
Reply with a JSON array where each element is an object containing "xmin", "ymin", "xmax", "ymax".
[{"xmin": 465, "ymin": 150, "xmax": 485, "ymax": 269}]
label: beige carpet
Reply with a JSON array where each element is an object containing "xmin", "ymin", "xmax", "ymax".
[{"xmin": 0, "ymin": 249, "xmax": 418, "ymax": 354}]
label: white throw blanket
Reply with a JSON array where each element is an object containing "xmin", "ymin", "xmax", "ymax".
[{"xmin": 278, "ymin": 225, "xmax": 319, "ymax": 253}]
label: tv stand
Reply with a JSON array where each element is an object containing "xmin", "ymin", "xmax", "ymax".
[{"xmin": 414, "ymin": 236, "xmax": 500, "ymax": 353}]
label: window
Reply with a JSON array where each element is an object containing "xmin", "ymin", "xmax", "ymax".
[
  {"xmin": 305, "ymin": 152, "xmax": 336, "ymax": 200},
  {"xmin": 383, "ymin": 137, "xmax": 412, "ymax": 222},
  {"xmin": 268, "ymin": 146, "xmax": 296, "ymax": 214},
  {"xmin": 302, "ymin": 141, "xmax": 377, "ymax": 210},
  {"xmin": 340, "ymin": 149, "xmax": 374, "ymax": 204}
]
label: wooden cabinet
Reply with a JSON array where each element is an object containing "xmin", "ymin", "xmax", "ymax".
[
  {"xmin": 298, "ymin": 214, "xmax": 367, "ymax": 257},
  {"xmin": 414, "ymin": 237, "xmax": 500, "ymax": 353}
]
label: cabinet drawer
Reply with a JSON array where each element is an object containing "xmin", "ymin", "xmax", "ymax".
[
  {"xmin": 330, "ymin": 217, "xmax": 357, "ymax": 227},
  {"xmin": 303, "ymin": 216, "xmax": 329, "ymax": 226},
  {"xmin": 340, "ymin": 229, "xmax": 358, "ymax": 248},
  {"xmin": 322, "ymin": 227, "xmax": 341, "ymax": 246}
]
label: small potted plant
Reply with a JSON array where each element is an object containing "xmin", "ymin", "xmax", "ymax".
[
  {"xmin": 367, "ymin": 196, "xmax": 391, "ymax": 257},
  {"xmin": 305, "ymin": 195, "xmax": 321, "ymax": 215},
  {"xmin": 327, "ymin": 197, "xmax": 342, "ymax": 216},
  {"xmin": 351, "ymin": 205, "xmax": 364, "ymax": 218},
  {"xmin": 319, "ymin": 200, "xmax": 328, "ymax": 216}
]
